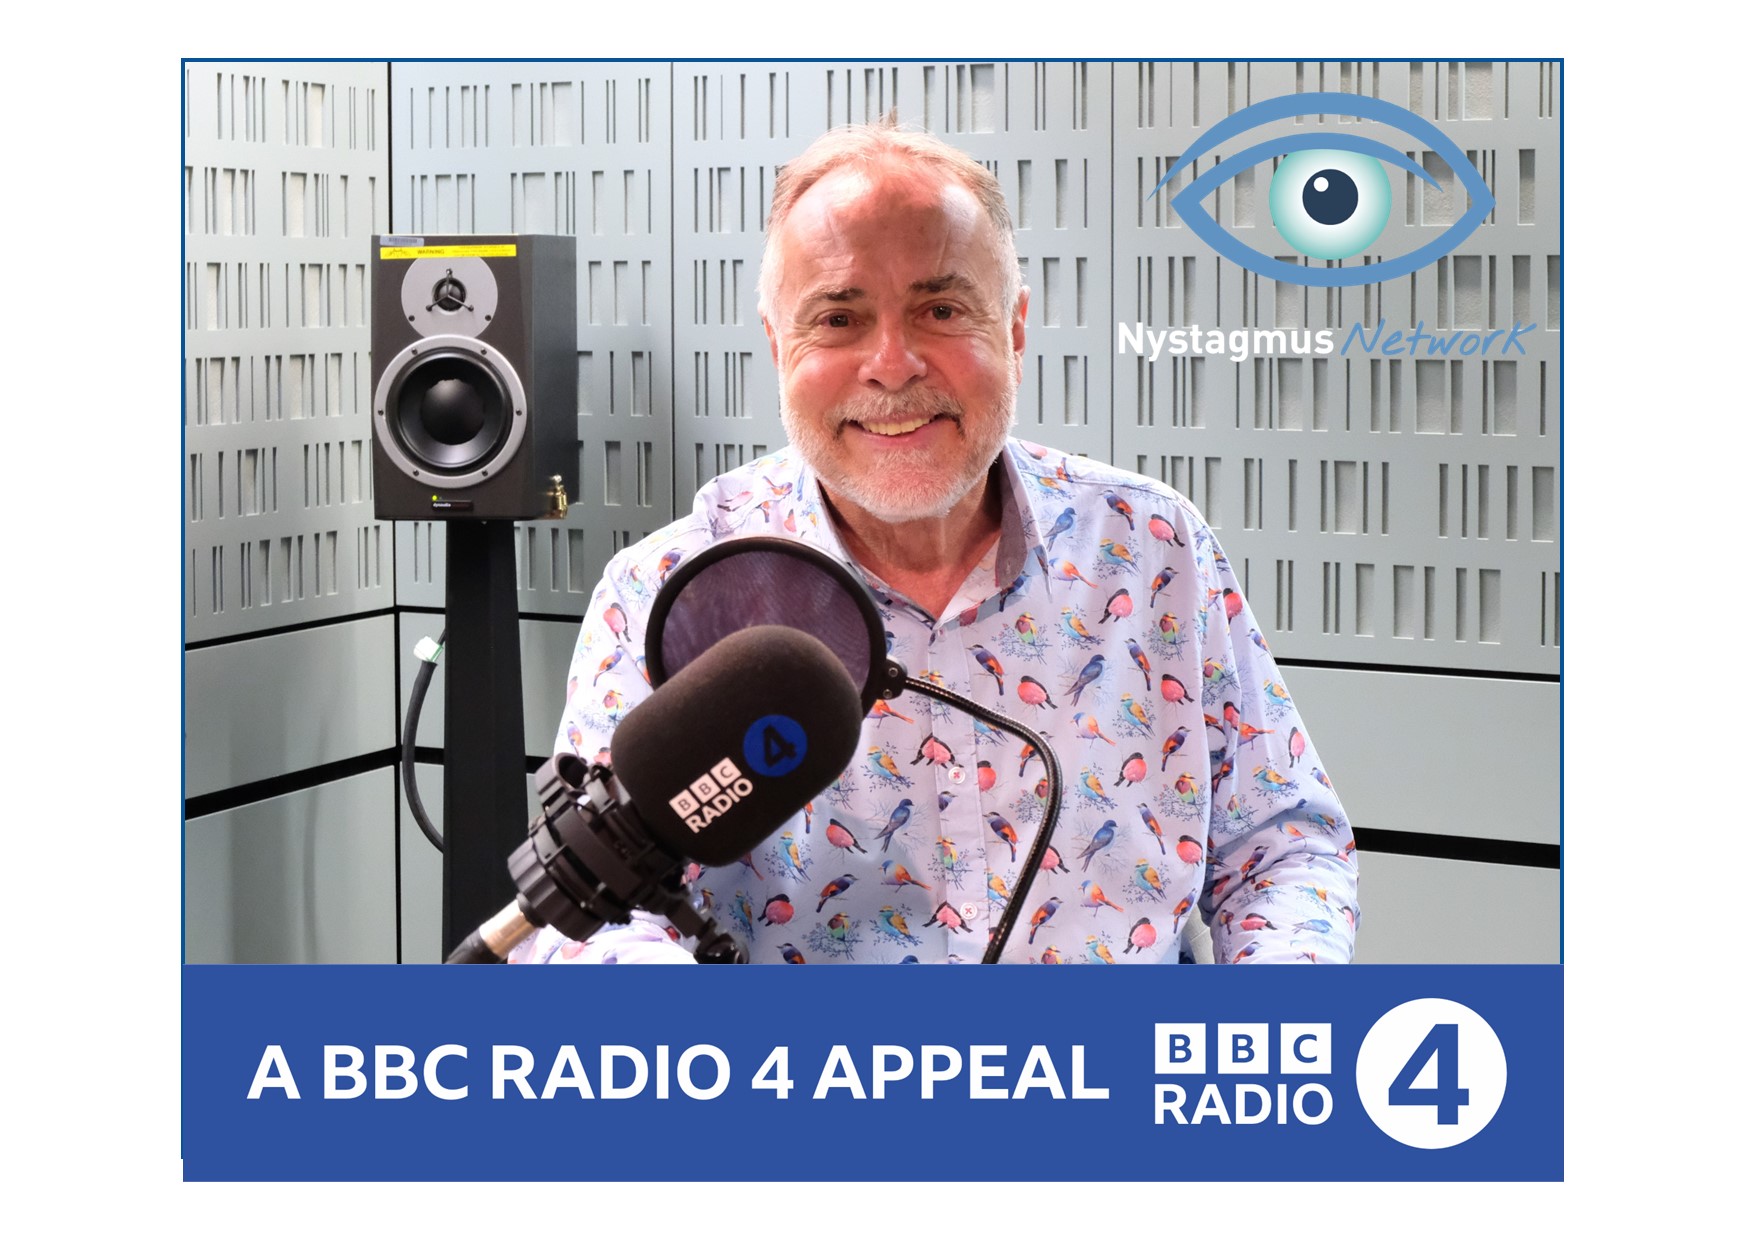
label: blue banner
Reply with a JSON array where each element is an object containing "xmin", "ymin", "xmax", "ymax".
[{"xmin": 183, "ymin": 964, "xmax": 1561, "ymax": 1181}]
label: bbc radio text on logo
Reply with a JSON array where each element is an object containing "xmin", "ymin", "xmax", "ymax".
[
  {"xmin": 668, "ymin": 758, "xmax": 755, "ymax": 833},
  {"xmin": 1152, "ymin": 1021, "xmax": 1335, "ymax": 1127}
]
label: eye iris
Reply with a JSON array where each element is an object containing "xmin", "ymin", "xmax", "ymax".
[
  {"xmin": 1301, "ymin": 169, "xmax": 1358, "ymax": 226},
  {"xmin": 1269, "ymin": 149, "xmax": 1392, "ymax": 262}
]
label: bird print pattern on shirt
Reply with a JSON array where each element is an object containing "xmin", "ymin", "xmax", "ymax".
[{"xmin": 535, "ymin": 441, "xmax": 1359, "ymax": 966}]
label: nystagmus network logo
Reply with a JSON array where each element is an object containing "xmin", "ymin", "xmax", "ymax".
[{"xmin": 1150, "ymin": 92, "xmax": 1494, "ymax": 288}]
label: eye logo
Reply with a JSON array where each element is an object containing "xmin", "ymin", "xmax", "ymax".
[{"xmin": 1150, "ymin": 92, "xmax": 1495, "ymax": 288}]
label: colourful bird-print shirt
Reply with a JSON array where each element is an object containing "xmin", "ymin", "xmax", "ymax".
[{"xmin": 514, "ymin": 439, "xmax": 1358, "ymax": 965}]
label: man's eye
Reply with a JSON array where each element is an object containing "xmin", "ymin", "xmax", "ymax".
[
  {"xmin": 929, "ymin": 305, "xmax": 955, "ymax": 321},
  {"xmin": 823, "ymin": 312, "xmax": 852, "ymax": 328}
]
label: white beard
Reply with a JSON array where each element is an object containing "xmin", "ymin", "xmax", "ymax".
[{"xmin": 779, "ymin": 375, "xmax": 1017, "ymax": 524}]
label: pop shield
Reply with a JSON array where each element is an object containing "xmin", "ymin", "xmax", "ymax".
[{"xmin": 645, "ymin": 537, "xmax": 892, "ymax": 713}]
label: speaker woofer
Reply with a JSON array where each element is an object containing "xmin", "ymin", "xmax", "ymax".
[
  {"xmin": 391, "ymin": 349, "xmax": 511, "ymax": 472},
  {"xmin": 373, "ymin": 333, "xmax": 529, "ymax": 484}
]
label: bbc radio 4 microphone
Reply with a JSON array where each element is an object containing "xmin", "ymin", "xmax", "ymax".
[
  {"xmin": 610, "ymin": 625, "xmax": 861, "ymax": 864},
  {"xmin": 447, "ymin": 624, "xmax": 862, "ymax": 963}
]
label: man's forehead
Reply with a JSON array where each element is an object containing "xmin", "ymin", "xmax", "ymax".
[
  {"xmin": 774, "ymin": 160, "xmax": 999, "ymax": 301},
  {"xmin": 794, "ymin": 158, "xmax": 982, "ymax": 223}
]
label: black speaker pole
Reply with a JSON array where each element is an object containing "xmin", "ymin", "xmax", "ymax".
[{"xmin": 441, "ymin": 519, "xmax": 528, "ymax": 959}]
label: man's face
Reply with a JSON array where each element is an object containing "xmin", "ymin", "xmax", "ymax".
[{"xmin": 762, "ymin": 159, "xmax": 1027, "ymax": 524}]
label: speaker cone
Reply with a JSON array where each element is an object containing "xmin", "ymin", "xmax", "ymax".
[
  {"xmin": 389, "ymin": 349, "xmax": 512, "ymax": 473},
  {"xmin": 372, "ymin": 332, "xmax": 529, "ymax": 486}
]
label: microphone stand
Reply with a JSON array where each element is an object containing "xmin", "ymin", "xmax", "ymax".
[{"xmin": 446, "ymin": 753, "xmax": 748, "ymax": 964}]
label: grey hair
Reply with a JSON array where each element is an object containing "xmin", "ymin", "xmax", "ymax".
[{"xmin": 757, "ymin": 118, "xmax": 1022, "ymax": 322}]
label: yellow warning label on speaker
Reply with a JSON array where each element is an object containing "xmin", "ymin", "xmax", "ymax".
[{"xmin": 379, "ymin": 244, "xmax": 518, "ymax": 260}]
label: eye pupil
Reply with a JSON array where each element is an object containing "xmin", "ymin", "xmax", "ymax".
[{"xmin": 1301, "ymin": 168, "xmax": 1359, "ymax": 227}]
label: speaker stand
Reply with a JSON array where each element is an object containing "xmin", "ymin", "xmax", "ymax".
[{"xmin": 441, "ymin": 520, "xmax": 528, "ymax": 958}]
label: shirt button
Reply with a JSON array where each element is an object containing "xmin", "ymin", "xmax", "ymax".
[
  {"xmin": 960, "ymin": 902, "xmax": 981, "ymax": 921},
  {"xmin": 948, "ymin": 766, "xmax": 966, "ymax": 785}
]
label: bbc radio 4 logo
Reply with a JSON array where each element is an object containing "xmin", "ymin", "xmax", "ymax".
[
  {"xmin": 668, "ymin": 758, "xmax": 754, "ymax": 833},
  {"xmin": 1150, "ymin": 92, "xmax": 1494, "ymax": 288},
  {"xmin": 1155, "ymin": 1000, "xmax": 1510, "ymax": 1148}
]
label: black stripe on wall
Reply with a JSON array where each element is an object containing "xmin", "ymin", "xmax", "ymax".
[
  {"xmin": 184, "ymin": 607, "xmax": 398, "ymax": 653},
  {"xmin": 1351, "ymin": 826, "xmax": 1559, "ymax": 870},
  {"xmin": 184, "ymin": 749, "xmax": 400, "ymax": 820}
]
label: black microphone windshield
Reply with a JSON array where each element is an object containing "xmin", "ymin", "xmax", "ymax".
[{"xmin": 610, "ymin": 624, "xmax": 863, "ymax": 867}]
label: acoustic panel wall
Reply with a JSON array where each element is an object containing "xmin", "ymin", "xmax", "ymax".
[
  {"xmin": 185, "ymin": 769, "xmax": 398, "ymax": 964},
  {"xmin": 1352, "ymin": 850, "xmax": 1559, "ymax": 964},
  {"xmin": 184, "ymin": 63, "xmax": 394, "ymax": 644},
  {"xmin": 184, "ymin": 615, "xmax": 395, "ymax": 799},
  {"xmin": 183, "ymin": 63, "xmax": 401, "ymax": 966},
  {"xmin": 1285, "ymin": 666, "xmax": 1558, "ymax": 846}
]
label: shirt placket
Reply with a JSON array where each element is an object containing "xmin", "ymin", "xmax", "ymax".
[{"xmin": 919, "ymin": 616, "xmax": 992, "ymax": 961}]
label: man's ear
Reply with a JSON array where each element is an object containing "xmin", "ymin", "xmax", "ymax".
[
  {"xmin": 763, "ymin": 314, "xmax": 781, "ymax": 368},
  {"xmin": 1011, "ymin": 287, "xmax": 1030, "ymax": 380}
]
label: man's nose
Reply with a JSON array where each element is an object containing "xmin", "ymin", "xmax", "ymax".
[{"xmin": 858, "ymin": 317, "xmax": 928, "ymax": 389}]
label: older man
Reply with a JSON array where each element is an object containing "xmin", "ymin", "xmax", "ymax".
[{"xmin": 517, "ymin": 122, "xmax": 1357, "ymax": 965}]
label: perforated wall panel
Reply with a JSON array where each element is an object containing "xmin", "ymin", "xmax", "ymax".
[{"xmin": 184, "ymin": 63, "xmax": 393, "ymax": 642}]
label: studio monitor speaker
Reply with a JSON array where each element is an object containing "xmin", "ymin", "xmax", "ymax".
[{"xmin": 370, "ymin": 234, "xmax": 579, "ymax": 520}]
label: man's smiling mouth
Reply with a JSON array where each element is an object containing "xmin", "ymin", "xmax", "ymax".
[{"xmin": 849, "ymin": 412, "xmax": 955, "ymax": 437}]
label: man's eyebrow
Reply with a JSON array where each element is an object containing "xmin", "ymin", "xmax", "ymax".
[
  {"xmin": 912, "ymin": 273, "xmax": 977, "ymax": 295},
  {"xmin": 798, "ymin": 285, "xmax": 864, "ymax": 305}
]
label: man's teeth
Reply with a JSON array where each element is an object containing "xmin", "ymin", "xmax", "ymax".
[{"xmin": 864, "ymin": 416, "xmax": 937, "ymax": 436}]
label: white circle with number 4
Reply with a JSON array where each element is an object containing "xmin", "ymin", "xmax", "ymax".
[{"xmin": 1354, "ymin": 997, "xmax": 1507, "ymax": 1149}]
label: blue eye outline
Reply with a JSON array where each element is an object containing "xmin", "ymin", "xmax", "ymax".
[{"xmin": 1149, "ymin": 92, "xmax": 1496, "ymax": 289}]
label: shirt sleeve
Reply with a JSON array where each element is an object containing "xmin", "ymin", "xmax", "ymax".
[
  {"xmin": 1193, "ymin": 527, "xmax": 1360, "ymax": 965},
  {"xmin": 554, "ymin": 566, "xmax": 654, "ymax": 762}
]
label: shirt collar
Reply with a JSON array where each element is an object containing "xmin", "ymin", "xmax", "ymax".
[{"xmin": 785, "ymin": 437, "xmax": 1061, "ymax": 625}]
